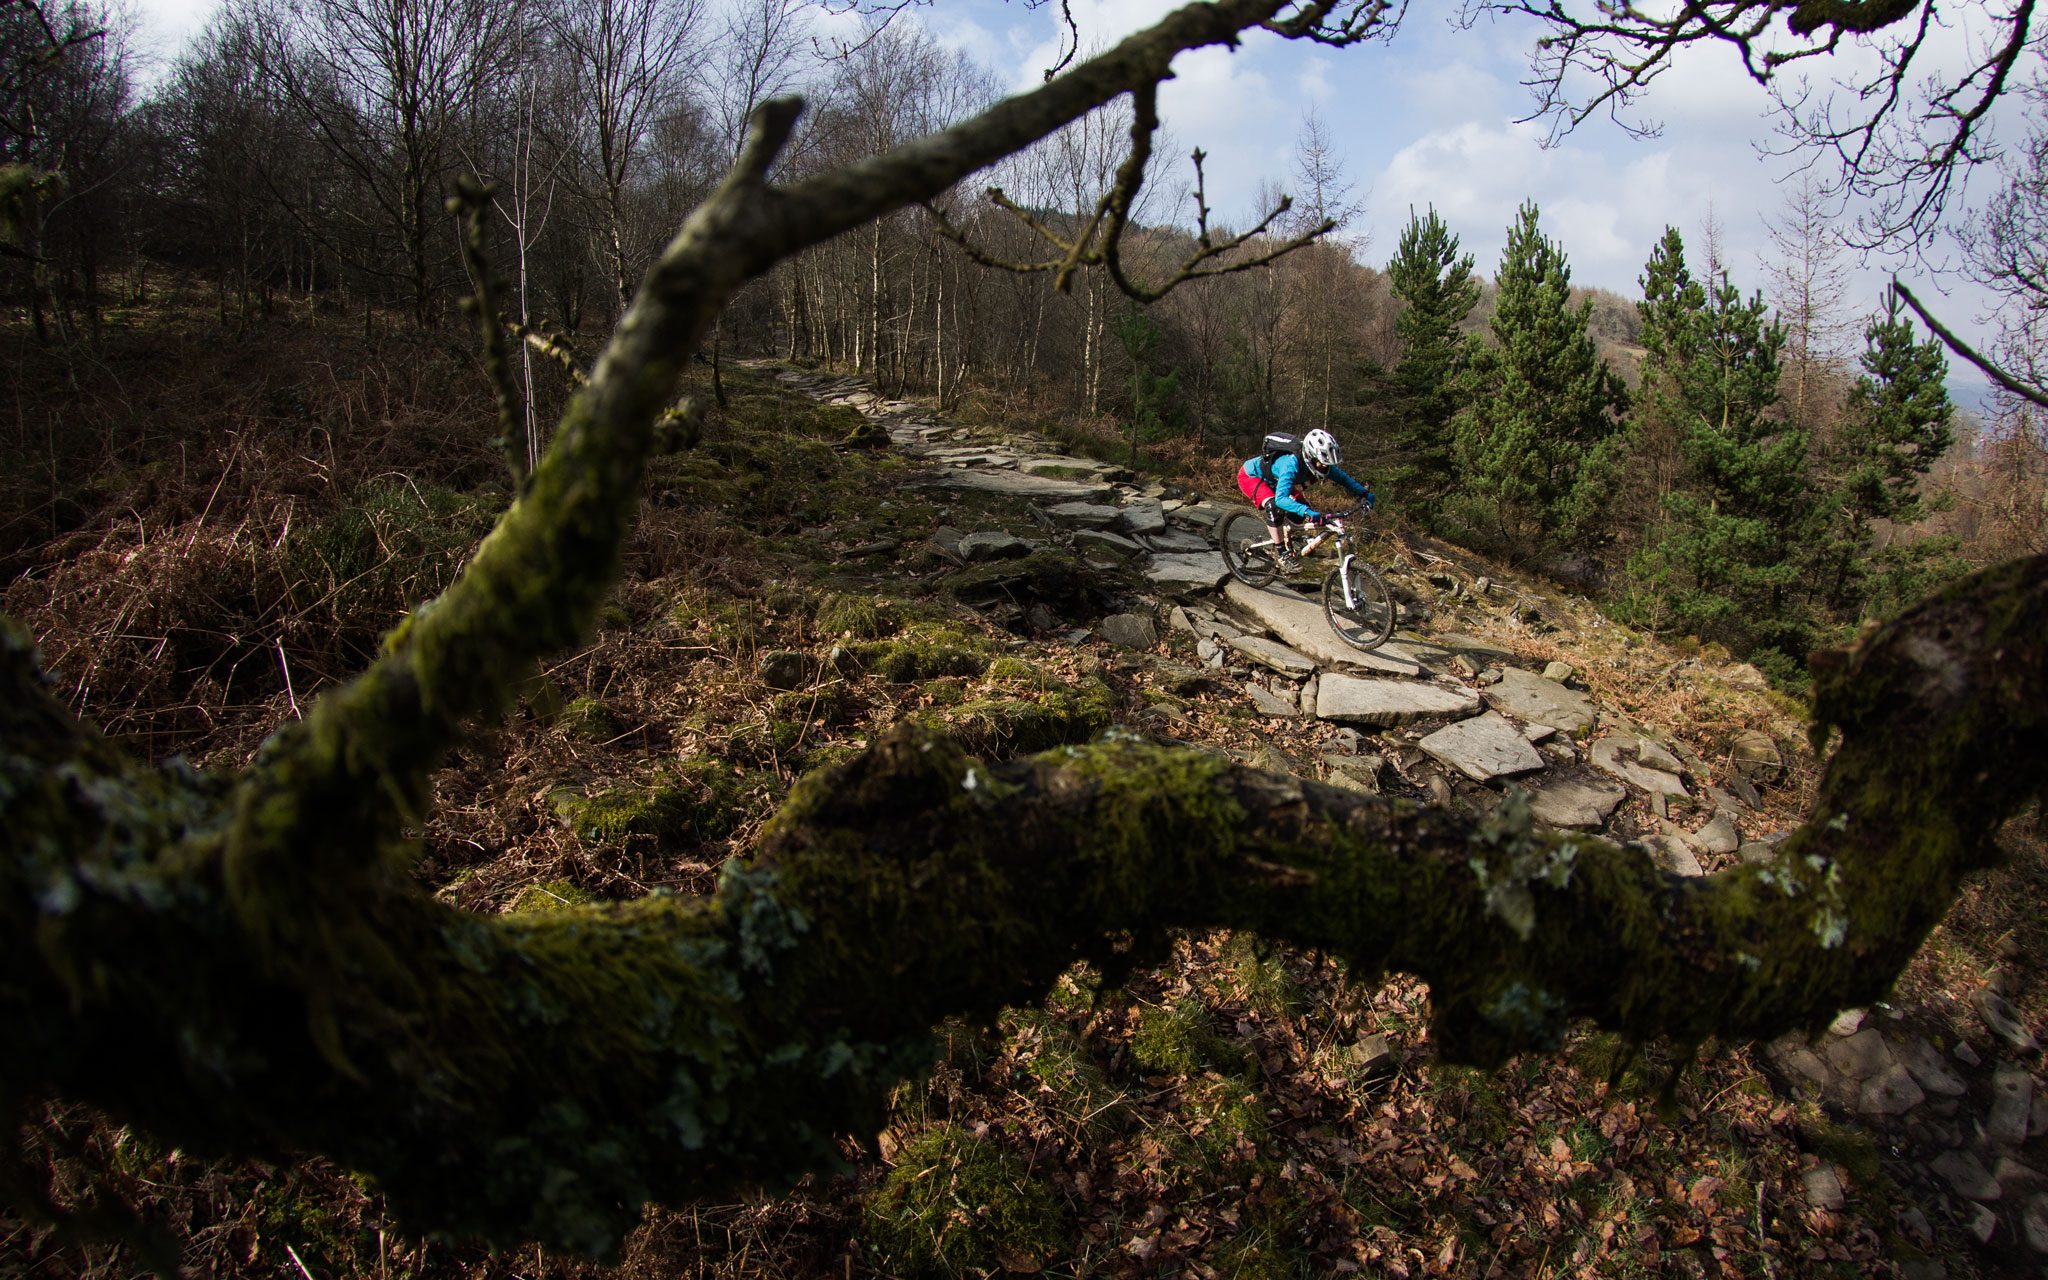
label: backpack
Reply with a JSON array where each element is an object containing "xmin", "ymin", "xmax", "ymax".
[{"xmin": 1257, "ymin": 432, "xmax": 1301, "ymax": 485}]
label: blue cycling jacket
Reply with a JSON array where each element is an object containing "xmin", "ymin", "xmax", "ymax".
[{"xmin": 1240, "ymin": 452, "xmax": 1368, "ymax": 519}]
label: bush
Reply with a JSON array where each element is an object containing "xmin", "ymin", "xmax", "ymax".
[{"xmin": 861, "ymin": 1124, "xmax": 1065, "ymax": 1278}]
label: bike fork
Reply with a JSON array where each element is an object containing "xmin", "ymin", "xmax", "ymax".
[{"xmin": 1338, "ymin": 553, "xmax": 1357, "ymax": 609}]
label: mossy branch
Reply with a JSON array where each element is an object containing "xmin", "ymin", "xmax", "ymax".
[{"xmin": 6, "ymin": 555, "xmax": 2046, "ymax": 1254}]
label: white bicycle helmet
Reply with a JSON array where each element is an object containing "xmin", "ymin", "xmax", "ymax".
[{"xmin": 1302, "ymin": 428, "xmax": 1341, "ymax": 474}]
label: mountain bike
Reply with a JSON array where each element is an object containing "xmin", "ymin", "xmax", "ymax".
[{"xmin": 1217, "ymin": 501, "xmax": 1396, "ymax": 652}]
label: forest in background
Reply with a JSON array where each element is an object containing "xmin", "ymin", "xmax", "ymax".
[{"xmin": 7, "ymin": 0, "xmax": 2047, "ymax": 688}]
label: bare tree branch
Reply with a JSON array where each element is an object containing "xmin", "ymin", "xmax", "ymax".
[{"xmin": 1893, "ymin": 276, "xmax": 2048, "ymax": 409}]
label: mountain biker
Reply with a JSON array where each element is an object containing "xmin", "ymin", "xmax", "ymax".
[{"xmin": 1236, "ymin": 428, "xmax": 1374, "ymax": 572}]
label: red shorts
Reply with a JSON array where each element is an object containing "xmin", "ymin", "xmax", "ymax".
[{"xmin": 1237, "ymin": 467, "xmax": 1277, "ymax": 509}]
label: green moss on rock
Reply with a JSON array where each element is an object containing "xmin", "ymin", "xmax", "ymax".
[
  {"xmin": 861, "ymin": 1123, "xmax": 1066, "ymax": 1279},
  {"xmin": 838, "ymin": 623, "xmax": 989, "ymax": 683},
  {"xmin": 509, "ymin": 881, "xmax": 601, "ymax": 914},
  {"xmin": 921, "ymin": 674, "xmax": 1114, "ymax": 757},
  {"xmin": 557, "ymin": 697, "xmax": 621, "ymax": 741},
  {"xmin": 549, "ymin": 757, "xmax": 765, "ymax": 848}
]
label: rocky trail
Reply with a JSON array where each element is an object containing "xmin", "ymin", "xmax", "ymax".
[{"xmin": 770, "ymin": 364, "xmax": 2048, "ymax": 1272}]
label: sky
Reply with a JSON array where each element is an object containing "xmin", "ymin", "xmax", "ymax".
[{"xmin": 127, "ymin": 0, "xmax": 2011, "ymax": 396}]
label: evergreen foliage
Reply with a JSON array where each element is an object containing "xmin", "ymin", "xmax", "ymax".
[
  {"xmin": 1812, "ymin": 288, "xmax": 1959, "ymax": 615},
  {"xmin": 1625, "ymin": 231, "xmax": 1810, "ymax": 663},
  {"xmin": 1114, "ymin": 302, "xmax": 1181, "ymax": 462},
  {"xmin": 1449, "ymin": 201, "xmax": 1625, "ymax": 554},
  {"xmin": 1382, "ymin": 207, "xmax": 1480, "ymax": 507}
]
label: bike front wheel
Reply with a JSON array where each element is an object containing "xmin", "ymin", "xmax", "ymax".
[
  {"xmin": 1219, "ymin": 511, "xmax": 1279, "ymax": 587},
  {"xmin": 1322, "ymin": 558, "xmax": 1396, "ymax": 651}
]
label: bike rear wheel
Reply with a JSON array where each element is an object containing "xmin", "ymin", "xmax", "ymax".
[
  {"xmin": 1322, "ymin": 558, "xmax": 1396, "ymax": 651},
  {"xmin": 1219, "ymin": 511, "xmax": 1279, "ymax": 587}
]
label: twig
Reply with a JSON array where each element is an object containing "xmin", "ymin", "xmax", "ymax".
[
  {"xmin": 1890, "ymin": 277, "xmax": 2048, "ymax": 410},
  {"xmin": 284, "ymin": 1242, "xmax": 317, "ymax": 1280},
  {"xmin": 276, "ymin": 641, "xmax": 301, "ymax": 720}
]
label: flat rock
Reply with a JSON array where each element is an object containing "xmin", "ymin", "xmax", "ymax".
[
  {"xmin": 1120, "ymin": 500, "xmax": 1168, "ymax": 536},
  {"xmin": 914, "ymin": 470, "xmax": 1114, "ymax": 502},
  {"xmin": 1898, "ymin": 1038, "xmax": 1969, "ymax": 1097},
  {"xmin": 1541, "ymin": 660, "xmax": 1575, "ymax": 683},
  {"xmin": 1322, "ymin": 753, "xmax": 1384, "ymax": 792},
  {"xmin": 1226, "ymin": 634, "xmax": 1318, "ymax": 677},
  {"xmin": 1859, "ymin": 1063, "xmax": 1926, "ymax": 1117},
  {"xmin": 1526, "ymin": 776, "xmax": 1627, "ymax": 830},
  {"xmin": 1244, "ymin": 682, "xmax": 1299, "ymax": 718},
  {"xmin": 1978, "ymin": 989, "xmax": 2040, "ymax": 1051},
  {"xmin": 1168, "ymin": 501, "xmax": 1230, "ymax": 531},
  {"xmin": 1483, "ymin": 667, "xmax": 1596, "ymax": 735},
  {"xmin": 1991, "ymin": 1065, "xmax": 2036, "ymax": 1147},
  {"xmin": 1097, "ymin": 613, "xmax": 1158, "ymax": 650},
  {"xmin": 1647, "ymin": 834, "xmax": 1704, "ymax": 876},
  {"xmin": 1826, "ymin": 1027, "xmax": 1896, "ymax": 1081},
  {"xmin": 1042, "ymin": 501, "xmax": 1123, "ymax": 528},
  {"xmin": 1830, "ymin": 1008, "xmax": 1867, "ymax": 1037},
  {"xmin": 1802, "ymin": 1166, "xmax": 1846, "ymax": 1211},
  {"xmin": 1223, "ymin": 581, "xmax": 1423, "ymax": 674},
  {"xmin": 1419, "ymin": 712, "xmax": 1547, "ymax": 783},
  {"xmin": 1144, "ymin": 552, "xmax": 1231, "ymax": 591},
  {"xmin": 2025, "ymin": 1193, "xmax": 2048, "ymax": 1254},
  {"xmin": 1773, "ymin": 1042, "xmax": 1833, "ymax": 1094},
  {"xmin": 1347, "ymin": 1032, "xmax": 1398, "ymax": 1076},
  {"xmin": 1687, "ymin": 811, "xmax": 1740, "ymax": 855},
  {"xmin": 1140, "ymin": 528, "xmax": 1211, "ymax": 553},
  {"xmin": 1730, "ymin": 729, "xmax": 1783, "ymax": 782},
  {"xmin": 958, "ymin": 531, "xmax": 1032, "ymax": 562},
  {"xmin": 1931, "ymin": 1149, "xmax": 2001, "ymax": 1201},
  {"xmin": 1316, "ymin": 674, "xmax": 1481, "ymax": 727},
  {"xmin": 1591, "ymin": 735, "xmax": 1691, "ymax": 798},
  {"xmin": 1073, "ymin": 528, "xmax": 1145, "ymax": 558},
  {"xmin": 1017, "ymin": 456, "xmax": 1122, "ymax": 480}
]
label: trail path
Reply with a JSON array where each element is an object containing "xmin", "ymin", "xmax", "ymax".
[{"xmin": 764, "ymin": 364, "xmax": 2048, "ymax": 1239}]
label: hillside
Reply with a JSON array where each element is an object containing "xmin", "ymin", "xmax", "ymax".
[{"xmin": 6, "ymin": 353, "xmax": 2043, "ymax": 1279}]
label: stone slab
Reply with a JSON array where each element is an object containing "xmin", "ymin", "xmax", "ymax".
[
  {"xmin": 1141, "ymin": 528, "xmax": 1212, "ymax": 553},
  {"xmin": 1526, "ymin": 776, "xmax": 1627, "ymax": 830},
  {"xmin": 958, "ymin": 531, "xmax": 1032, "ymax": 562},
  {"xmin": 1143, "ymin": 553, "xmax": 1230, "ymax": 591},
  {"xmin": 913, "ymin": 470, "xmax": 1116, "ymax": 502},
  {"xmin": 1097, "ymin": 613, "xmax": 1158, "ymax": 650},
  {"xmin": 1073, "ymin": 528, "xmax": 1145, "ymax": 558},
  {"xmin": 1222, "ymin": 581, "xmax": 1422, "ymax": 674},
  {"xmin": 1483, "ymin": 667, "xmax": 1597, "ymax": 735},
  {"xmin": 1226, "ymin": 634, "xmax": 1318, "ymax": 677},
  {"xmin": 1243, "ymin": 682, "xmax": 1299, "ymax": 718},
  {"xmin": 1120, "ymin": 500, "xmax": 1168, "ymax": 536},
  {"xmin": 1591, "ymin": 736, "xmax": 1691, "ymax": 798},
  {"xmin": 1419, "ymin": 712, "xmax": 1547, "ymax": 783},
  {"xmin": 1315, "ymin": 674, "xmax": 1480, "ymax": 727},
  {"xmin": 1041, "ymin": 501, "xmax": 1123, "ymax": 528}
]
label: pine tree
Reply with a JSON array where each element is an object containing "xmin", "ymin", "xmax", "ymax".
[
  {"xmin": 1626, "ymin": 246, "xmax": 1811, "ymax": 669},
  {"xmin": 1380, "ymin": 207, "xmax": 1480, "ymax": 507},
  {"xmin": 1813, "ymin": 287, "xmax": 1958, "ymax": 615},
  {"xmin": 1449, "ymin": 200, "xmax": 1625, "ymax": 554}
]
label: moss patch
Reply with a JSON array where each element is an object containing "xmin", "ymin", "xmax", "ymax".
[
  {"xmin": 837, "ymin": 623, "xmax": 990, "ymax": 683},
  {"xmin": 921, "ymin": 673, "xmax": 1115, "ymax": 758},
  {"xmin": 549, "ymin": 756, "xmax": 767, "ymax": 848},
  {"xmin": 816, "ymin": 592, "xmax": 899, "ymax": 640},
  {"xmin": 1132, "ymin": 997, "xmax": 1249, "ymax": 1077},
  {"xmin": 861, "ymin": 1124, "xmax": 1066, "ymax": 1279},
  {"xmin": 556, "ymin": 696, "xmax": 620, "ymax": 741},
  {"xmin": 508, "ymin": 880, "xmax": 600, "ymax": 914}
]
